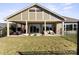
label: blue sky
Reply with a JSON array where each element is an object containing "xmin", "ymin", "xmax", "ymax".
[{"xmin": 0, "ymin": 3, "xmax": 79, "ymax": 23}]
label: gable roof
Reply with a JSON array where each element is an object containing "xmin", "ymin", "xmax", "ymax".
[
  {"xmin": 6, "ymin": 3, "xmax": 64, "ymax": 20},
  {"xmin": 63, "ymin": 16, "xmax": 79, "ymax": 22},
  {"xmin": 5, "ymin": 3, "xmax": 79, "ymax": 22}
]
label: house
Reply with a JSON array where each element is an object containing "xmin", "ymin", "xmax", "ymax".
[
  {"xmin": 5, "ymin": 3, "xmax": 78, "ymax": 36},
  {"xmin": 63, "ymin": 16, "xmax": 78, "ymax": 34}
]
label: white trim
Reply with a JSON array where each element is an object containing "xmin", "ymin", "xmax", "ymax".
[
  {"xmin": 42, "ymin": 11, "xmax": 44, "ymax": 20},
  {"xmin": 8, "ymin": 20, "xmax": 61, "ymax": 22},
  {"xmin": 62, "ymin": 22, "xmax": 64, "ymax": 35},
  {"xmin": 7, "ymin": 21, "xmax": 10, "ymax": 36},
  {"xmin": 26, "ymin": 20, "xmax": 28, "ymax": 35},
  {"xmin": 44, "ymin": 20, "xmax": 46, "ymax": 35}
]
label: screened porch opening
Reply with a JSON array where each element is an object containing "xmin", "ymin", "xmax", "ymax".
[
  {"xmin": 9, "ymin": 21, "xmax": 57, "ymax": 36},
  {"xmin": 9, "ymin": 22, "xmax": 26, "ymax": 35}
]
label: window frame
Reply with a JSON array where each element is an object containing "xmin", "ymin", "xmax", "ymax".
[
  {"xmin": 66, "ymin": 24, "xmax": 73, "ymax": 31},
  {"xmin": 29, "ymin": 9, "xmax": 35, "ymax": 12}
]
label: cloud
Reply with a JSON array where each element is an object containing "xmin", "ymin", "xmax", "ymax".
[
  {"xmin": 42, "ymin": 4, "xmax": 59, "ymax": 12},
  {"xmin": 63, "ymin": 3, "xmax": 72, "ymax": 6},
  {"xmin": 63, "ymin": 6, "xmax": 72, "ymax": 10},
  {"xmin": 44, "ymin": 3, "xmax": 73, "ymax": 14},
  {"xmin": 59, "ymin": 3, "xmax": 73, "ymax": 13},
  {"xmin": 60, "ymin": 3, "xmax": 72, "ymax": 6},
  {"xmin": 58, "ymin": 3, "xmax": 74, "ymax": 14}
]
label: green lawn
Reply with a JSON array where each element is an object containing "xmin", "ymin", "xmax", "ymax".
[
  {"xmin": 63, "ymin": 34, "xmax": 77, "ymax": 43},
  {"xmin": 0, "ymin": 36, "xmax": 77, "ymax": 55}
]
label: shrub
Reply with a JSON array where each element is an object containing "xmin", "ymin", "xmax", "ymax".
[{"xmin": 2, "ymin": 27, "xmax": 7, "ymax": 37}]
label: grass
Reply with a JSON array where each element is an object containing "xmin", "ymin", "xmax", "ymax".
[
  {"xmin": 0, "ymin": 36, "xmax": 77, "ymax": 55},
  {"xmin": 63, "ymin": 34, "xmax": 77, "ymax": 43}
]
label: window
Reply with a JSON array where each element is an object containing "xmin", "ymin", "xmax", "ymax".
[
  {"xmin": 66, "ymin": 24, "xmax": 73, "ymax": 31},
  {"xmin": 29, "ymin": 9, "xmax": 42, "ymax": 12},
  {"xmin": 36, "ymin": 9, "xmax": 42, "ymax": 12},
  {"xmin": 64, "ymin": 25, "xmax": 66, "ymax": 31},
  {"xmin": 46, "ymin": 24, "xmax": 52, "ymax": 31},
  {"xmin": 74, "ymin": 24, "xmax": 77, "ymax": 30},
  {"xmin": 29, "ymin": 9, "xmax": 35, "ymax": 12}
]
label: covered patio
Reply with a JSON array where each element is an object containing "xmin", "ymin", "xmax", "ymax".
[{"xmin": 7, "ymin": 20, "xmax": 64, "ymax": 36}]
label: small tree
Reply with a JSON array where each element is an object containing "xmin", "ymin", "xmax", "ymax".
[{"xmin": 2, "ymin": 27, "xmax": 7, "ymax": 37}]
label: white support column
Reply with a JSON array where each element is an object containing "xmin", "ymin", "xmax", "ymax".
[
  {"xmin": 42, "ymin": 11, "xmax": 46, "ymax": 35},
  {"xmin": 62, "ymin": 21, "xmax": 64, "ymax": 35},
  {"xmin": 7, "ymin": 21, "xmax": 10, "ymax": 36},
  {"xmin": 25, "ymin": 20, "xmax": 28, "ymax": 36},
  {"xmin": 44, "ymin": 21, "xmax": 46, "ymax": 36},
  {"xmin": 27, "ymin": 9, "xmax": 29, "ymax": 34},
  {"xmin": 21, "ymin": 13, "xmax": 23, "ymax": 20}
]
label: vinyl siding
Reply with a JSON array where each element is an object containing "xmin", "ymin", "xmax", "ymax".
[
  {"xmin": 44, "ymin": 11, "xmax": 49, "ymax": 20},
  {"xmin": 56, "ymin": 23, "xmax": 62, "ymax": 35},
  {"xmin": 22, "ymin": 10, "xmax": 28, "ymax": 20},
  {"xmin": 8, "ymin": 13, "xmax": 21, "ymax": 21},
  {"xmin": 37, "ymin": 12, "xmax": 42, "ymax": 20},
  {"xmin": 29, "ymin": 12, "xmax": 35, "ymax": 20},
  {"xmin": 51, "ymin": 15, "xmax": 60, "ymax": 21},
  {"xmin": 7, "ymin": 6, "xmax": 61, "ymax": 22}
]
